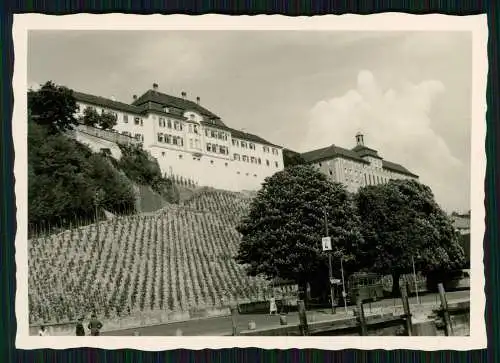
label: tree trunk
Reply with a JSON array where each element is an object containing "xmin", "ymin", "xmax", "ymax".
[
  {"xmin": 297, "ymin": 279, "xmax": 308, "ymax": 306},
  {"xmin": 391, "ymin": 272, "xmax": 401, "ymax": 297}
]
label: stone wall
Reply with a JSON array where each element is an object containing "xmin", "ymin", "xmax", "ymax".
[{"xmin": 30, "ymin": 307, "xmax": 231, "ymax": 336}]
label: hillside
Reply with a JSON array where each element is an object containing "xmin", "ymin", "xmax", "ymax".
[{"xmin": 28, "ymin": 189, "xmax": 270, "ymax": 324}]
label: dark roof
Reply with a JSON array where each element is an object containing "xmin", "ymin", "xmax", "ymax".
[
  {"xmin": 228, "ymin": 128, "xmax": 282, "ymax": 148},
  {"xmin": 381, "ymin": 160, "xmax": 418, "ymax": 178},
  {"xmin": 301, "ymin": 144, "xmax": 418, "ymax": 178},
  {"xmin": 283, "ymin": 148, "xmax": 301, "ymax": 157},
  {"xmin": 200, "ymin": 120, "xmax": 233, "ymax": 132},
  {"xmin": 301, "ymin": 144, "xmax": 369, "ymax": 164},
  {"xmin": 73, "ymin": 91, "xmax": 144, "ymax": 115},
  {"xmin": 352, "ymin": 144, "xmax": 382, "ymax": 159},
  {"xmin": 132, "ymin": 89, "xmax": 227, "ymax": 127},
  {"xmin": 74, "ymin": 88, "xmax": 282, "ymax": 148}
]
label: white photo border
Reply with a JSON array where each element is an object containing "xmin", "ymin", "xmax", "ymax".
[{"xmin": 13, "ymin": 13, "xmax": 488, "ymax": 351}]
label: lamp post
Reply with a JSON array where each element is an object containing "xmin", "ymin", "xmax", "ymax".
[
  {"xmin": 412, "ymin": 256, "xmax": 420, "ymax": 304},
  {"xmin": 340, "ymin": 255, "xmax": 348, "ymax": 314},
  {"xmin": 323, "ymin": 210, "xmax": 336, "ymax": 314}
]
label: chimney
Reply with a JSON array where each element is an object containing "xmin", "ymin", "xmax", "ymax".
[
  {"xmin": 196, "ymin": 96, "xmax": 200, "ymax": 105},
  {"xmin": 133, "ymin": 94, "xmax": 137, "ymax": 101},
  {"xmin": 153, "ymin": 83, "xmax": 159, "ymax": 90},
  {"xmin": 181, "ymin": 91, "xmax": 187, "ymax": 99}
]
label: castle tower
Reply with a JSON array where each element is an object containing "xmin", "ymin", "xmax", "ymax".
[{"xmin": 355, "ymin": 132, "xmax": 364, "ymax": 146}]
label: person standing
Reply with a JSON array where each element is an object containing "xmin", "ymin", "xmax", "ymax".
[
  {"xmin": 38, "ymin": 325, "xmax": 49, "ymax": 336},
  {"xmin": 269, "ymin": 297, "xmax": 277, "ymax": 315},
  {"xmin": 87, "ymin": 313, "xmax": 103, "ymax": 336},
  {"xmin": 75, "ymin": 317, "xmax": 85, "ymax": 336}
]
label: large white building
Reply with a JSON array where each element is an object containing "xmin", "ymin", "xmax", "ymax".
[
  {"xmin": 73, "ymin": 83, "xmax": 284, "ymax": 191},
  {"xmin": 70, "ymin": 83, "xmax": 417, "ymax": 193},
  {"xmin": 301, "ymin": 132, "xmax": 419, "ymax": 193}
]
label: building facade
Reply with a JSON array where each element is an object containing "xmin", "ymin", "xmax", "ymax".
[
  {"xmin": 301, "ymin": 132, "xmax": 419, "ymax": 193},
  {"xmin": 72, "ymin": 84, "xmax": 284, "ymax": 191},
  {"xmin": 451, "ymin": 212, "xmax": 471, "ymax": 235}
]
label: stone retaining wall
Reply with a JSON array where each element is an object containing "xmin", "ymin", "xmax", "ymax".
[{"xmin": 30, "ymin": 307, "xmax": 231, "ymax": 336}]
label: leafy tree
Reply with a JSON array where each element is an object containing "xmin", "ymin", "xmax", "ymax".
[
  {"xmin": 81, "ymin": 107, "xmax": 101, "ymax": 127},
  {"xmin": 118, "ymin": 144, "xmax": 160, "ymax": 185},
  {"xmin": 354, "ymin": 179, "xmax": 466, "ymax": 296},
  {"xmin": 86, "ymin": 154, "xmax": 136, "ymax": 213},
  {"xmin": 28, "ymin": 81, "xmax": 79, "ymax": 134},
  {"xmin": 283, "ymin": 148, "xmax": 306, "ymax": 168},
  {"xmin": 236, "ymin": 164, "xmax": 363, "ymax": 300},
  {"xmin": 117, "ymin": 144, "xmax": 178, "ymax": 203},
  {"xmin": 81, "ymin": 107, "xmax": 117, "ymax": 130},
  {"xmin": 99, "ymin": 111, "xmax": 118, "ymax": 130},
  {"xmin": 28, "ymin": 118, "xmax": 136, "ymax": 233}
]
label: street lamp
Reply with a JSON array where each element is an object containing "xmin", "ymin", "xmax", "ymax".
[
  {"xmin": 322, "ymin": 209, "xmax": 336, "ymax": 314},
  {"xmin": 412, "ymin": 255, "xmax": 420, "ymax": 304},
  {"xmin": 339, "ymin": 254, "xmax": 348, "ymax": 314}
]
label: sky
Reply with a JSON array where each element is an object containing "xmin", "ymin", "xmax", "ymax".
[{"xmin": 27, "ymin": 30, "xmax": 472, "ymax": 213}]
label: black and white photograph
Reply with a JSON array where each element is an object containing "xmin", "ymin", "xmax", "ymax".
[{"xmin": 14, "ymin": 14, "xmax": 487, "ymax": 350}]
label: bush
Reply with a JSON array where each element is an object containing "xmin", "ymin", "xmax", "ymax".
[{"xmin": 117, "ymin": 144, "xmax": 178, "ymax": 203}]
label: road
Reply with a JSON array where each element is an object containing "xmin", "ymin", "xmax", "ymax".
[{"xmin": 102, "ymin": 290, "xmax": 469, "ymax": 336}]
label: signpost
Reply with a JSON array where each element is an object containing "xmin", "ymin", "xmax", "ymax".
[
  {"xmin": 322, "ymin": 237, "xmax": 332, "ymax": 252},
  {"xmin": 323, "ymin": 210, "xmax": 336, "ymax": 314}
]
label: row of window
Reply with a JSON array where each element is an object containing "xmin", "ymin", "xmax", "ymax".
[
  {"xmin": 81, "ymin": 105, "xmax": 282, "ymax": 156},
  {"xmin": 263, "ymin": 145, "xmax": 280, "ymax": 155},
  {"xmin": 84, "ymin": 105, "xmax": 146, "ymax": 126},
  {"xmin": 189, "ymin": 138, "xmax": 201, "ymax": 150},
  {"xmin": 158, "ymin": 117, "xmax": 184, "ymax": 131},
  {"xmin": 233, "ymin": 153, "xmax": 279, "ymax": 168},
  {"xmin": 232, "ymin": 139, "xmax": 256, "ymax": 150},
  {"xmin": 205, "ymin": 129, "xmax": 229, "ymax": 141},
  {"xmin": 207, "ymin": 143, "xmax": 229, "ymax": 155},
  {"xmin": 233, "ymin": 139, "xmax": 279, "ymax": 155},
  {"xmin": 365, "ymin": 174, "xmax": 391, "ymax": 185},
  {"xmin": 122, "ymin": 131, "xmax": 144, "ymax": 142},
  {"xmin": 158, "ymin": 151, "xmax": 279, "ymax": 171},
  {"xmin": 157, "ymin": 133, "xmax": 184, "ymax": 146},
  {"xmin": 188, "ymin": 124, "xmax": 199, "ymax": 134},
  {"xmin": 123, "ymin": 115, "xmax": 144, "ymax": 126}
]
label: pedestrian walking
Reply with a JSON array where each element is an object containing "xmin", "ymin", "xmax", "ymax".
[
  {"xmin": 88, "ymin": 313, "xmax": 103, "ymax": 336},
  {"xmin": 269, "ymin": 297, "xmax": 277, "ymax": 315},
  {"xmin": 75, "ymin": 317, "xmax": 85, "ymax": 336}
]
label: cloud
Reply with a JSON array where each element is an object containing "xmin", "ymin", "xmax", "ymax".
[{"xmin": 300, "ymin": 70, "xmax": 466, "ymax": 212}]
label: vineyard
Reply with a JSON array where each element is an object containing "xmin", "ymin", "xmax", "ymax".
[{"xmin": 28, "ymin": 189, "xmax": 271, "ymax": 324}]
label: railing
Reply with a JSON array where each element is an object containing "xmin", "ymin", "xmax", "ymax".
[{"xmin": 75, "ymin": 124, "xmax": 141, "ymax": 146}]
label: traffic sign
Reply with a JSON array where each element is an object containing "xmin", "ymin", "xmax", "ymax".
[{"xmin": 322, "ymin": 237, "xmax": 332, "ymax": 251}]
